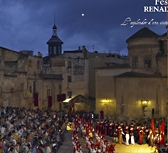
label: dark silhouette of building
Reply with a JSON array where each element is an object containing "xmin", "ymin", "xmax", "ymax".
[{"xmin": 47, "ymin": 24, "xmax": 63, "ymax": 56}]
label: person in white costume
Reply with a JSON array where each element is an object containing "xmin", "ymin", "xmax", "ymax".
[{"xmin": 130, "ymin": 127, "xmax": 135, "ymax": 145}]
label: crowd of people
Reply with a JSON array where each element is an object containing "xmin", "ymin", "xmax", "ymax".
[
  {"xmin": 0, "ymin": 106, "xmax": 166, "ymax": 153},
  {"xmin": 0, "ymin": 106, "xmax": 68, "ymax": 153},
  {"xmin": 95, "ymin": 118, "xmax": 165, "ymax": 148},
  {"xmin": 71, "ymin": 113, "xmax": 116, "ymax": 153},
  {"xmin": 69, "ymin": 111, "xmax": 168, "ymax": 153}
]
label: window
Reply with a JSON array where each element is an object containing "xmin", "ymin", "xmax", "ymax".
[
  {"xmin": 144, "ymin": 59, "xmax": 151, "ymax": 68},
  {"xmin": 67, "ymin": 91, "xmax": 72, "ymax": 98},
  {"xmin": 58, "ymin": 46, "xmax": 61, "ymax": 54},
  {"xmin": 54, "ymin": 46, "xmax": 56, "ymax": 55},
  {"xmin": 67, "ymin": 61, "xmax": 71, "ymax": 68},
  {"xmin": 37, "ymin": 61, "xmax": 40, "ymax": 69},
  {"xmin": 47, "ymin": 89, "xmax": 50, "ymax": 97},
  {"xmin": 28, "ymin": 60, "xmax": 32, "ymax": 67},
  {"xmin": 68, "ymin": 76, "xmax": 72, "ymax": 82},
  {"xmin": 132, "ymin": 57, "xmax": 138, "ymax": 68}
]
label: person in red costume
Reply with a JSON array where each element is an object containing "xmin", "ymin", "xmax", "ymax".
[
  {"xmin": 99, "ymin": 121, "xmax": 103, "ymax": 135},
  {"xmin": 96, "ymin": 121, "xmax": 100, "ymax": 134},
  {"xmin": 139, "ymin": 129, "xmax": 144, "ymax": 145},
  {"xmin": 108, "ymin": 122, "xmax": 113, "ymax": 137},
  {"xmin": 159, "ymin": 120, "xmax": 165, "ymax": 146},
  {"xmin": 107, "ymin": 144, "xmax": 115, "ymax": 153}
]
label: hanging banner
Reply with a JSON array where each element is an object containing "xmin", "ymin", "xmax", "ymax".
[
  {"xmin": 48, "ymin": 96, "xmax": 52, "ymax": 108},
  {"xmin": 34, "ymin": 93, "xmax": 38, "ymax": 106}
]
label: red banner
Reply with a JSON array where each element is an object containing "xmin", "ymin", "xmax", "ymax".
[
  {"xmin": 160, "ymin": 120, "xmax": 165, "ymax": 145},
  {"xmin": 151, "ymin": 118, "xmax": 155, "ymax": 136},
  {"xmin": 48, "ymin": 96, "xmax": 52, "ymax": 108},
  {"xmin": 34, "ymin": 93, "xmax": 38, "ymax": 106}
]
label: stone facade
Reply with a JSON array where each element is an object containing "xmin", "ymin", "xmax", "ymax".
[
  {"xmin": 95, "ymin": 27, "xmax": 167, "ymax": 120},
  {"xmin": 42, "ymin": 46, "xmax": 127, "ymax": 111},
  {"xmin": 43, "ymin": 47, "xmax": 89, "ymax": 110},
  {"xmin": 95, "ymin": 66, "xmax": 131, "ymax": 119},
  {"xmin": 0, "ymin": 46, "xmax": 62, "ymax": 110}
]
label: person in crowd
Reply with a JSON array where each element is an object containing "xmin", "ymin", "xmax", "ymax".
[{"xmin": 130, "ymin": 125, "xmax": 135, "ymax": 145}]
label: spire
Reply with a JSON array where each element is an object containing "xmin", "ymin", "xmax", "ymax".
[
  {"xmin": 53, "ymin": 12, "xmax": 57, "ymax": 36},
  {"xmin": 47, "ymin": 13, "xmax": 63, "ymax": 57}
]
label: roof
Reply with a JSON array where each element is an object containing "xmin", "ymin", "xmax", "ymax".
[
  {"xmin": 0, "ymin": 46, "xmax": 28, "ymax": 57},
  {"xmin": 126, "ymin": 27, "xmax": 159, "ymax": 42},
  {"xmin": 64, "ymin": 50, "xmax": 83, "ymax": 53},
  {"xmin": 69, "ymin": 94, "xmax": 94, "ymax": 102},
  {"xmin": 0, "ymin": 46, "xmax": 41, "ymax": 58},
  {"xmin": 115, "ymin": 71, "xmax": 164, "ymax": 78},
  {"xmin": 47, "ymin": 36, "xmax": 63, "ymax": 44},
  {"xmin": 161, "ymin": 32, "xmax": 167, "ymax": 37},
  {"xmin": 95, "ymin": 63, "xmax": 130, "ymax": 69}
]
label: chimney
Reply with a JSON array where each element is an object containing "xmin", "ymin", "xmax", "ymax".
[
  {"xmin": 38, "ymin": 52, "xmax": 42, "ymax": 58},
  {"xmin": 82, "ymin": 46, "xmax": 85, "ymax": 52},
  {"xmin": 82, "ymin": 46, "xmax": 88, "ymax": 58},
  {"xmin": 78, "ymin": 46, "xmax": 81, "ymax": 50}
]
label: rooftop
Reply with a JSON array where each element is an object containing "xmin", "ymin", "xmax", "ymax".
[
  {"xmin": 126, "ymin": 27, "xmax": 159, "ymax": 42},
  {"xmin": 116, "ymin": 71, "xmax": 164, "ymax": 78},
  {"xmin": 47, "ymin": 35, "xmax": 63, "ymax": 44}
]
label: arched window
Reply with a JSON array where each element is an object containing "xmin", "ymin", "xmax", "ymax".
[
  {"xmin": 132, "ymin": 57, "xmax": 138, "ymax": 68},
  {"xmin": 144, "ymin": 57, "xmax": 151, "ymax": 68},
  {"xmin": 54, "ymin": 46, "xmax": 56, "ymax": 54}
]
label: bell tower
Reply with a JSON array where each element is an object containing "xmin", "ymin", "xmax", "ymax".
[{"xmin": 47, "ymin": 23, "xmax": 63, "ymax": 56}]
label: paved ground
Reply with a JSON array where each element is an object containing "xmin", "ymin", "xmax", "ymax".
[{"xmin": 58, "ymin": 130, "xmax": 158, "ymax": 153}]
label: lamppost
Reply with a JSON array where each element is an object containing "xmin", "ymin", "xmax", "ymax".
[{"xmin": 141, "ymin": 99, "xmax": 148, "ymax": 117}]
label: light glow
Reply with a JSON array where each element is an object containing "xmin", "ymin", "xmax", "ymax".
[
  {"xmin": 101, "ymin": 99, "xmax": 113, "ymax": 103},
  {"xmin": 63, "ymin": 98, "xmax": 71, "ymax": 102}
]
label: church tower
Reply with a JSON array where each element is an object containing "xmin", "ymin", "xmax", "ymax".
[{"xmin": 47, "ymin": 23, "xmax": 63, "ymax": 56}]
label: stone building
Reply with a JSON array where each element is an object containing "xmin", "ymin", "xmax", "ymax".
[
  {"xmin": 0, "ymin": 47, "xmax": 41, "ymax": 108},
  {"xmin": 0, "ymin": 46, "xmax": 63, "ymax": 110},
  {"xmin": 95, "ymin": 27, "xmax": 167, "ymax": 120},
  {"xmin": 44, "ymin": 48, "xmax": 128, "ymax": 112}
]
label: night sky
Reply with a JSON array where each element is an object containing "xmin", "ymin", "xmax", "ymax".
[{"xmin": 0, "ymin": 0, "xmax": 167, "ymax": 56}]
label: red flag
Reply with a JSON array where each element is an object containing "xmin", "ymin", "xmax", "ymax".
[
  {"xmin": 151, "ymin": 118, "xmax": 155, "ymax": 136},
  {"xmin": 160, "ymin": 121, "xmax": 165, "ymax": 145}
]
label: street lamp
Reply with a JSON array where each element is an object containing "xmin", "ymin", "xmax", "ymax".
[
  {"xmin": 141, "ymin": 99, "xmax": 148, "ymax": 117},
  {"xmin": 141, "ymin": 100, "xmax": 148, "ymax": 107},
  {"xmin": 104, "ymin": 98, "xmax": 108, "ymax": 106}
]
